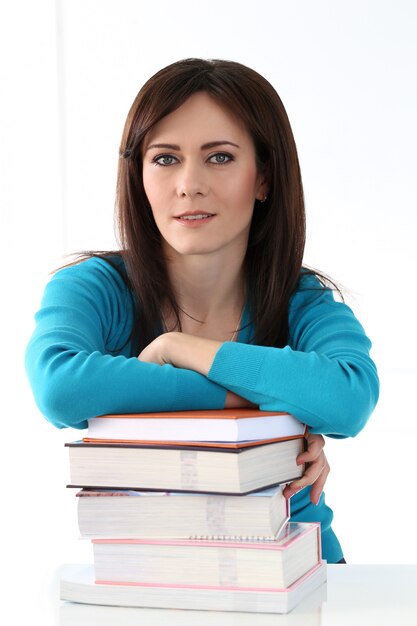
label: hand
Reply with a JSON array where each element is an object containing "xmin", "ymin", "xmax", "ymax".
[
  {"xmin": 138, "ymin": 332, "xmax": 222, "ymax": 375},
  {"xmin": 138, "ymin": 335, "xmax": 170, "ymax": 365},
  {"xmin": 139, "ymin": 337, "xmax": 257, "ymax": 410},
  {"xmin": 282, "ymin": 432, "xmax": 330, "ymax": 505}
]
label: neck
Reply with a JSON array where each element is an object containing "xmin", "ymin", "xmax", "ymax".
[
  {"xmin": 163, "ymin": 246, "xmax": 246, "ymax": 338},
  {"xmin": 169, "ymin": 255, "xmax": 245, "ymax": 317}
]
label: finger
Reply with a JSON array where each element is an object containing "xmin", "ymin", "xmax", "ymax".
[
  {"xmin": 309, "ymin": 461, "xmax": 330, "ymax": 505},
  {"xmin": 292, "ymin": 458, "xmax": 325, "ymax": 491},
  {"xmin": 284, "ymin": 458, "xmax": 330, "ymax": 505},
  {"xmin": 284, "ymin": 453, "xmax": 327, "ymax": 497},
  {"xmin": 297, "ymin": 434, "xmax": 325, "ymax": 465}
]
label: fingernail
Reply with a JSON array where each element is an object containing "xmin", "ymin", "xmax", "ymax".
[{"xmin": 285, "ymin": 488, "xmax": 301, "ymax": 499}]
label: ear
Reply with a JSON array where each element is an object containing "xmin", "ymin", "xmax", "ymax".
[{"xmin": 255, "ymin": 174, "xmax": 269, "ymax": 202}]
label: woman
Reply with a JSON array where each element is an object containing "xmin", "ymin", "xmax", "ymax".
[{"xmin": 25, "ymin": 58, "xmax": 379, "ymax": 563}]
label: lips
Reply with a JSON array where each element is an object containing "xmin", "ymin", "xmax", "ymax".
[
  {"xmin": 175, "ymin": 211, "xmax": 215, "ymax": 220},
  {"xmin": 173, "ymin": 211, "xmax": 216, "ymax": 227},
  {"xmin": 177, "ymin": 213, "xmax": 214, "ymax": 221}
]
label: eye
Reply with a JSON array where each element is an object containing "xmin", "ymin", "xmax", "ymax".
[
  {"xmin": 152, "ymin": 154, "xmax": 178, "ymax": 166},
  {"xmin": 208, "ymin": 152, "xmax": 233, "ymax": 165}
]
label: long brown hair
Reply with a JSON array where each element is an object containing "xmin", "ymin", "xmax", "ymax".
[{"xmin": 113, "ymin": 58, "xmax": 315, "ymax": 352}]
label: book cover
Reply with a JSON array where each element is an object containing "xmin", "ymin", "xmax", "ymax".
[
  {"xmin": 92, "ymin": 523, "xmax": 321, "ymax": 589},
  {"xmin": 92, "ymin": 521, "xmax": 318, "ymax": 551},
  {"xmin": 59, "ymin": 560, "xmax": 327, "ymax": 614},
  {"xmin": 86, "ymin": 409, "xmax": 306, "ymax": 443},
  {"xmin": 76, "ymin": 437, "xmax": 305, "ymax": 452},
  {"xmin": 76, "ymin": 485, "xmax": 290, "ymax": 539},
  {"xmin": 82, "ymin": 435, "xmax": 305, "ymax": 447},
  {"xmin": 66, "ymin": 437, "xmax": 305, "ymax": 494},
  {"xmin": 60, "ymin": 580, "xmax": 326, "ymax": 625}
]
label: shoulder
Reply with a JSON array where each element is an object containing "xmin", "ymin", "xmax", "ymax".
[
  {"xmin": 49, "ymin": 254, "xmax": 130, "ymax": 296},
  {"xmin": 38, "ymin": 254, "xmax": 135, "ymax": 354},
  {"xmin": 290, "ymin": 270, "xmax": 336, "ymax": 310},
  {"xmin": 52, "ymin": 253, "xmax": 127, "ymax": 281},
  {"xmin": 42, "ymin": 254, "xmax": 134, "ymax": 323},
  {"xmin": 288, "ymin": 269, "xmax": 368, "ymax": 348}
]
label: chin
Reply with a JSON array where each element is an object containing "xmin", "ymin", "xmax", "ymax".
[
  {"xmin": 174, "ymin": 245, "xmax": 216, "ymax": 256},
  {"xmin": 163, "ymin": 237, "xmax": 219, "ymax": 257}
]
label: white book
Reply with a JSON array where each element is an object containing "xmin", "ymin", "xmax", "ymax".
[
  {"xmin": 76, "ymin": 485, "xmax": 289, "ymax": 539},
  {"xmin": 66, "ymin": 438, "xmax": 304, "ymax": 494},
  {"xmin": 60, "ymin": 578, "xmax": 326, "ymax": 624},
  {"xmin": 92, "ymin": 523, "xmax": 321, "ymax": 590},
  {"xmin": 59, "ymin": 560, "xmax": 327, "ymax": 615},
  {"xmin": 86, "ymin": 408, "xmax": 305, "ymax": 443}
]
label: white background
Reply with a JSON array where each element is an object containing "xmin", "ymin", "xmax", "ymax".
[{"xmin": 1, "ymin": 0, "xmax": 416, "ymax": 619}]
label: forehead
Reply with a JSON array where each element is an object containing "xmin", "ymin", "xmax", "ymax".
[{"xmin": 144, "ymin": 92, "xmax": 252, "ymax": 147}]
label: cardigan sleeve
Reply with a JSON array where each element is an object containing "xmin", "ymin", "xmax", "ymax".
[
  {"xmin": 24, "ymin": 258, "xmax": 226, "ymax": 430},
  {"xmin": 207, "ymin": 276, "xmax": 379, "ymax": 437}
]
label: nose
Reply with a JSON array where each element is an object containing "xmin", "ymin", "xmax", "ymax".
[{"xmin": 176, "ymin": 160, "xmax": 208, "ymax": 198}]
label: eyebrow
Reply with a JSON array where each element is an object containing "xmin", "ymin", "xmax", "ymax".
[{"xmin": 145, "ymin": 140, "xmax": 240, "ymax": 152}]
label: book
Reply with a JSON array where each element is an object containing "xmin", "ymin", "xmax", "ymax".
[
  {"xmin": 92, "ymin": 523, "xmax": 321, "ymax": 589},
  {"xmin": 85, "ymin": 408, "xmax": 306, "ymax": 443},
  {"xmin": 76, "ymin": 485, "xmax": 289, "ymax": 539},
  {"xmin": 66, "ymin": 438, "xmax": 305, "ymax": 494},
  {"xmin": 60, "ymin": 577, "xmax": 326, "ymax": 624},
  {"xmin": 59, "ymin": 560, "xmax": 327, "ymax": 614}
]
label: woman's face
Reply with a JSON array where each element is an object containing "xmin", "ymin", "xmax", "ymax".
[{"xmin": 142, "ymin": 92, "xmax": 267, "ymax": 261}]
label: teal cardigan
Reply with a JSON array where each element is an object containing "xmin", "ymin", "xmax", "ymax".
[{"xmin": 25, "ymin": 256, "xmax": 379, "ymax": 562}]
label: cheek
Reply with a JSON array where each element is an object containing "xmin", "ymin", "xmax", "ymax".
[
  {"xmin": 232, "ymin": 168, "xmax": 260, "ymax": 208},
  {"xmin": 142, "ymin": 171, "xmax": 166, "ymax": 217},
  {"xmin": 142, "ymin": 170, "xmax": 155, "ymax": 202}
]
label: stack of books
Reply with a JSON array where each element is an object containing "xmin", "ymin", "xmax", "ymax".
[{"xmin": 60, "ymin": 408, "xmax": 327, "ymax": 614}]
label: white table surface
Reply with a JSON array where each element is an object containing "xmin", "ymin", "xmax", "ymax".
[{"xmin": 29, "ymin": 564, "xmax": 415, "ymax": 625}]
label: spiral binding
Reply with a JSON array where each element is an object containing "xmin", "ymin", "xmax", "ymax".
[{"xmin": 188, "ymin": 535, "xmax": 277, "ymax": 542}]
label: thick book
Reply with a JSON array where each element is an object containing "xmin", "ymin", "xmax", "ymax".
[
  {"xmin": 59, "ymin": 560, "xmax": 326, "ymax": 615},
  {"xmin": 76, "ymin": 485, "xmax": 289, "ymax": 539},
  {"xmin": 60, "ymin": 577, "xmax": 326, "ymax": 624},
  {"xmin": 66, "ymin": 438, "xmax": 305, "ymax": 495},
  {"xmin": 92, "ymin": 523, "xmax": 321, "ymax": 590},
  {"xmin": 85, "ymin": 408, "xmax": 306, "ymax": 443}
]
